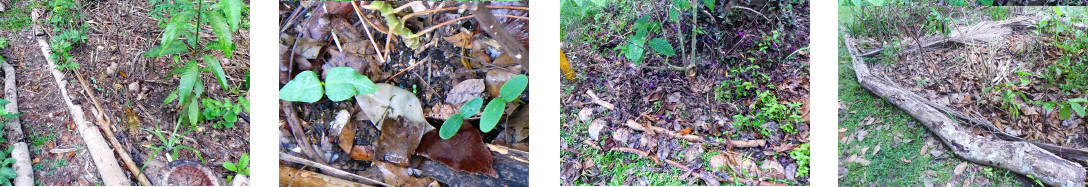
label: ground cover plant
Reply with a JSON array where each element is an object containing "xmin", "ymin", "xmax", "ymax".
[
  {"xmin": 560, "ymin": 0, "xmax": 810, "ymax": 185},
  {"xmin": 840, "ymin": 6, "xmax": 1088, "ymax": 186},
  {"xmin": 278, "ymin": 1, "xmax": 529, "ymax": 186},
  {"xmin": 0, "ymin": 0, "xmax": 250, "ymax": 185}
]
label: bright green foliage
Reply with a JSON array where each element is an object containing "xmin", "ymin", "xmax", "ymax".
[
  {"xmin": 648, "ymin": 38, "xmax": 676, "ymax": 56},
  {"xmin": 460, "ymin": 97, "xmax": 483, "ymax": 117},
  {"xmin": 324, "ymin": 67, "xmax": 377, "ymax": 102},
  {"xmin": 138, "ymin": 123, "xmax": 205, "ymax": 178},
  {"xmin": 163, "ymin": 58, "xmax": 206, "ymax": 127},
  {"xmin": 479, "ymin": 98, "xmax": 506, "ymax": 133},
  {"xmin": 278, "ymin": 71, "xmax": 323, "ymax": 103},
  {"xmin": 0, "ymin": 99, "xmax": 21, "ymax": 143},
  {"xmin": 790, "ymin": 143, "xmax": 810, "ymax": 179},
  {"xmin": 203, "ymin": 55, "xmax": 229, "ymax": 90},
  {"xmin": 278, "ymin": 68, "xmax": 377, "ymax": 103},
  {"xmin": 668, "ymin": 0, "xmax": 690, "ymax": 22},
  {"xmin": 439, "ymin": 114, "xmax": 463, "ymax": 139},
  {"xmin": 0, "ymin": 146, "xmax": 15, "ymax": 185},
  {"xmin": 201, "ymin": 97, "xmax": 246, "ymax": 129},
  {"xmin": 47, "ymin": 0, "xmax": 86, "ymax": 71},
  {"xmin": 701, "ymin": 0, "xmax": 715, "ymax": 14},
  {"xmin": 222, "ymin": 153, "xmax": 249, "ymax": 183},
  {"xmin": 499, "ymin": 75, "xmax": 529, "ymax": 102}
]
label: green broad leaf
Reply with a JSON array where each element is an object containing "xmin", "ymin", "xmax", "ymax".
[
  {"xmin": 439, "ymin": 114, "xmax": 463, "ymax": 139},
  {"xmin": 648, "ymin": 38, "xmax": 676, "ymax": 56},
  {"xmin": 0, "ymin": 167, "xmax": 14, "ymax": 179},
  {"xmin": 480, "ymin": 99, "xmax": 506, "ymax": 132},
  {"xmin": 625, "ymin": 43, "xmax": 645, "ymax": 64},
  {"xmin": 164, "ymin": 89, "xmax": 180, "ymax": 105},
  {"xmin": 162, "ymin": 10, "xmax": 195, "ymax": 50},
  {"xmin": 222, "ymin": 0, "xmax": 245, "ymax": 31},
  {"xmin": 203, "ymin": 55, "xmax": 229, "ymax": 90},
  {"xmin": 868, "ymin": 0, "xmax": 885, "ymax": 6},
  {"xmin": 0, "ymin": 99, "xmax": 9, "ymax": 106},
  {"xmin": 324, "ymin": 67, "xmax": 377, "ymax": 102},
  {"xmin": 460, "ymin": 97, "xmax": 483, "ymax": 117},
  {"xmin": 2, "ymin": 158, "xmax": 13, "ymax": 165},
  {"xmin": 1060, "ymin": 104, "xmax": 1072, "ymax": 119},
  {"xmin": 702, "ymin": 0, "xmax": 716, "ymax": 14},
  {"xmin": 1071, "ymin": 101, "xmax": 1086, "ymax": 117},
  {"xmin": 240, "ymin": 153, "xmax": 249, "ymax": 168},
  {"xmin": 1069, "ymin": 98, "xmax": 1088, "ymax": 103},
  {"xmin": 500, "ymin": 75, "xmax": 528, "ymax": 102},
  {"xmin": 188, "ymin": 96, "xmax": 200, "ymax": 126},
  {"xmin": 223, "ymin": 162, "xmax": 237, "ymax": 171},
  {"xmin": 673, "ymin": 0, "xmax": 690, "ymax": 10},
  {"xmin": 207, "ymin": 12, "xmax": 234, "ymax": 58},
  {"xmin": 1043, "ymin": 102, "xmax": 1055, "ymax": 114},
  {"xmin": 669, "ymin": 8, "xmax": 680, "ymax": 22},
  {"xmin": 279, "ymin": 71, "xmax": 323, "ymax": 103},
  {"xmin": 632, "ymin": 16, "xmax": 649, "ymax": 29},
  {"xmin": 144, "ymin": 41, "xmax": 188, "ymax": 57},
  {"xmin": 177, "ymin": 60, "xmax": 199, "ymax": 104}
]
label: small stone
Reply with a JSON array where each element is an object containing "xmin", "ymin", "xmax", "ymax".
[{"xmin": 106, "ymin": 62, "xmax": 119, "ymax": 76}]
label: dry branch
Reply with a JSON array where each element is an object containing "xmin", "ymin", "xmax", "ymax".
[
  {"xmin": 280, "ymin": 152, "xmax": 388, "ymax": 186},
  {"xmin": 32, "ymin": 9, "xmax": 129, "ymax": 186},
  {"xmin": 73, "ymin": 53, "xmax": 152, "ymax": 186},
  {"xmin": 845, "ymin": 33, "xmax": 1084, "ymax": 187},
  {"xmin": 1, "ymin": 59, "xmax": 32, "ymax": 186},
  {"xmin": 280, "ymin": 165, "xmax": 371, "ymax": 187}
]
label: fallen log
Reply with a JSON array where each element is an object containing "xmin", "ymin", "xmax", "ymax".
[
  {"xmin": 1, "ymin": 57, "xmax": 32, "ymax": 186},
  {"xmin": 418, "ymin": 144, "xmax": 528, "ymax": 187},
  {"xmin": 845, "ymin": 33, "xmax": 1084, "ymax": 187},
  {"xmin": 32, "ymin": 8, "xmax": 129, "ymax": 186}
]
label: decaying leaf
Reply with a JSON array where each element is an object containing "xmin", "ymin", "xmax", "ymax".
[
  {"xmin": 586, "ymin": 90, "xmax": 615, "ymax": 110},
  {"xmin": 349, "ymin": 145, "xmax": 372, "ymax": 161},
  {"xmin": 356, "ymin": 83, "xmax": 428, "ymax": 125},
  {"xmin": 416, "ymin": 122, "xmax": 497, "ymax": 177},
  {"xmin": 336, "ymin": 110, "xmax": 356, "ymax": 154},
  {"xmin": 445, "ymin": 79, "xmax": 486, "ymax": 105},
  {"xmin": 578, "ymin": 107, "xmax": 594, "ymax": 123},
  {"xmin": 443, "ymin": 30, "xmax": 474, "ymax": 49},
  {"xmin": 588, "ymin": 119, "xmax": 607, "ymax": 140},
  {"xmin": 373, "ymin": 117, "xmax": 429, "ymax": 166}
]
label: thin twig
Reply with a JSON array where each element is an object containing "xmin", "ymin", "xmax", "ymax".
[
  {"xmin": 280, "ymin": 152, "xmax": 389, "ymax": 186},
  {"xmin": 351, "ymin": 1, "xmax": 386, "ymax": 63}
]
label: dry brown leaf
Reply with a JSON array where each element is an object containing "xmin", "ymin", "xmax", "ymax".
[
  {"xmin": 853, "ymin": 157, "xmax": 871, "ymax": 166},
  {"xmin": 954, "ymin": 162, "xmax": 968, "ymax": 175},
  {"xmin": 445, "ymin": 79, "xmax": 486, "ymax": 105},
  {"xmin": 579, "ymin": 108, "xmax": 594, "ymax": 123},
  {"xmin": 900, "ymin": 157, "xmax": 911, "ymax": 163},
  {"xmin": 348, "ymin": 145, "xmax": 372, "ymax": 161},
  {"xmin": 873, "ymin": 144, "xmax": 881, "ymax": 155},
  {"xmin": 442, "ymin": 30, "xmax": 474, "ymax": 49},
  {"xmin": 415, "ymin": 123, "xmax": 497, "ymax": 177}
]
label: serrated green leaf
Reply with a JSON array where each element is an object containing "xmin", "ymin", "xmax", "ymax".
[
  {"xmin": 279, "ymin": 71, "xmax": 323, "ymax": 103},
  {"xmin": 460, "ymin": 97, "xmax": 483, "ymax": 117},
  {"xmin": 1060, "ymin": 104, "xmax": 1072, "ymax": 119},
  {"xmin": 869, "ymin": 0, "xmax": 885, "ymax": 6},
  {"xmin": 500, "ymin": 75, "xmax": 528, "ymax": 102},
  {"xmin": 1071, "ymin": 102, "xmax": 1086, "ymax": 117},
  {"xmin": 207, "ymin": 12, "xmax": 234, "ymax": 58},
  {"xmin": 203, "ymin": 55, "xmax": 229, "ymax": 90},
  {"xmin": 164, "ymin": 89, "xmax": 180, "ymax": 105},
  {"xmin": 648, "ymin": 38, "xmax": 676, "ymax": 56},
  {"xmin": 0, "ymin": 167, "xmax": 14, "ymax": 179},
  {"xmin": 144, "ymin": 40, "xmax": 188, "ymax": 57},
  {"xmin": 177, "ymin": 60, "xmax": 199, "ymax": 104},
  {"xmin": 439, "ymin": 114, "xmax": 463, "ymax": 139},
  {"xmin": 1043, "ymin": 102, "xmax": 1055, "ymax": 114},
  {"xmin": 480, "ymin": 99, "xmax": 505, "ymax": 132},
  {"xmin": 188, "ymin": 95, "xmax": 200, "ymax": 126},
  {"xmin": 633, "ymin": 16, "xmax": 649, "ymax": 29},
  {"xmin": 223, "ymin": 162, "xmax": 237, "ymax": 171},
  {"xmin": 0, "ymin": 99, "xmax": 9, "ymax": 107},
  {"xmin": 324, "ymin": 67, "xmax": 377, "ymax": 102},
  {"xmin": 162, "ymin": 10, "xmax": 195, "ymax": 50},
  {"xmin": 222, "ymin": 0, "xmax": 245, "ymax": 31},
  {"xmin": 669, "ymin": 8, "xmax": 679, "ymax": 22}
]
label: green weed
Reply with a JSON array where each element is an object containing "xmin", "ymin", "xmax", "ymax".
[{"xmin": 222, "ymin": 153, "xmax": 249, "ymax": 183}]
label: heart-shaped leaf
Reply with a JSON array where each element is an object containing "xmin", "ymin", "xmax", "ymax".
[
  {"xmin": 440, "ymin": 114, "xmax": 463, "ymax": 139},
  {"xmin": 279, "ymin": 71, "xmax": 323, "ymax": 103},
  {"xmin": 480, "ymin": 99, "xmax": 506, "ymax": 132},
  {"xmin": 325, "ymin": 67, "xmax": 376, "ymax": 102},
  {"xmin": 499, "ymin": 75, "xmax": 528, "ymax": 102},
  {"xmin": 460, "ymin": 97, "xmax": 483, "ymax": 117}
]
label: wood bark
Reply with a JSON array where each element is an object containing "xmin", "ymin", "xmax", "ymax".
[
  {"xmin": 845, "ymin": 34, "xmax": 1085, "ymax": 187},
  {"xmin": 418, "ymin": 144, "xmax": 528, "ymax": 187},
  {"xmin": 280, "ymin": 165, "xmax": 371, "ymax": 187},
  {"xmin": 2, "ymin": 59, "xmax": 32, "ymax": 186},
  {"xmin": 32, "ymin": 8, "xmax": 129, "ymax": 186}
]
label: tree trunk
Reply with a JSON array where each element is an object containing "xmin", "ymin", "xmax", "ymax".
[{"xmin": 844, "ymin": 34, "xmax": 1085, "ymax": 187}]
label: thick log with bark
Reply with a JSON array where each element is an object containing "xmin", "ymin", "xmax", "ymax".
[
  {"xmin": 418, "ymin": 144, "xmax": 528, "ymax": 187},
  {"xmin": 844, "ymin": 34, "xmax": 1085, "ymax": 187}
]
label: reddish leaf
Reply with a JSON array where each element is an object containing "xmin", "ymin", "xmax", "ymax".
[
  {"xmin": 416, "ymin": 123, "xmax": 497, "ymax": 177},
  {"xmin": 374, "ymin": 117, "xmax": 428, "ymax": 166}
]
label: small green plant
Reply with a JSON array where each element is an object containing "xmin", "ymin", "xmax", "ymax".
[
  {"xmin": 200, "ymin": 97, "xmax": 248, "ymax": 129},
  {"xmin": 0, "ymin": 99, "xmax": 22, "ymax": 143},
  {"xmin": 148, "ymin": 0, "xmax": 246, "ymax": 127},
  {"xmin": 1044, "ymin": 98, "xmax": 1088, "ymax": 119},
  {"xmin": 924, "ymin": 8, "xmax": 954, "ymax": 36},
  {"xmin": 0, "ymin": 146, "xmax": 15, "ymax": 185},
  {"xmin": 46, "ymin": 0, "xmax": 86, "ymax": 71},
  {"xmin": 984, "ymin": 82, "xmax": 1027, "ymax": 121},
  {"xmin": 439, "ymin": 75, "xmax": 528, "ymax": 139},
  {"xmin": 615, "ymin": 14, "xmax": 675, "ymax": 65},
  {"xmin": 790, "ymin": 143, "xmax": 810, "ymax": 179},
  {"xmin": 137, "ymin": 123, "xmax": 204, "ymax": 177},
  {"xmin": 222, "ymin": 153, "xmax": 249, "ymax": 183},
  {"xmin": 278, "ymin": 67, "xmax": 378, "ymax": 103}
]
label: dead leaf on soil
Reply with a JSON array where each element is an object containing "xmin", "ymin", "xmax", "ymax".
[
  {"xmin": 443, "ymin": 30, "xmax": 474, "ymax": 49},
  {"xmin": 578, "ymin": 107, "xmax": 594, "ymax": 123},
  {"xmin": 416, "ymin": 122, "xmax": 497, "ymax": 177},
  {"xmin": 425, "ymin": 103, "xmax": 458, "ymax": 120},
  {"xmin": 954, "ymin": 162, "xmax": 968, "ymax": 175},
  {"xmin": 853, "ymin": 157, "xmax": 871, "ymax": 166},
  {"xmin": 374, "ymin": 117, "xmax": 429, "ymax": 166},
  {"xmin": 445, "ymin": 79, "xmax": 486, "ymax": 105},
  {"xmin": 760, "ymin": 159, "xmax": 785, "ymax": 179}
]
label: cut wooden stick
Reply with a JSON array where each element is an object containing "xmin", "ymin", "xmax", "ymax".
[
  {"xmin": 1, "ymin": 59, "xmax": 33, "ymax": 186},
  {"xmin": 280, "ymin": 152, "xmax": 388, "ymax": 186},
  {"xmin": 280, "ymin": 165, "xmax": 368, "ymax": 187},
  {"xmin": 72, "ymin": 52, "xmax": 152, "ymax": 186}
]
